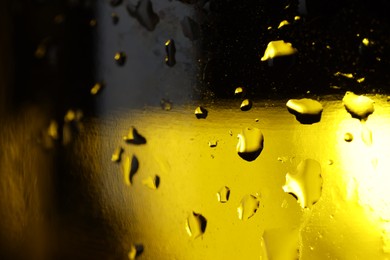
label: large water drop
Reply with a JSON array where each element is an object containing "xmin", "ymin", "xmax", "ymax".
[
  {"xmin": 261, "ymin": 40, "xmax": 297, "ymax": 66},
  {"xmin": 240, "ymin": 99, "xmax": 253, "ymax": 111},
  {"xmin": 194, "ymin": 106, "xmax": 208, "ymax": 119},
  {"xmin": 114, "ymin": 52, "xmax": 127, "ymax": 66},
  {"xmin": 283, "ymin": 159, "xmax": 322, "ymax": 208},
  {"xmin": 342, "ymin": 91, "xmax": 374, "ymax": 121},
  {"xmin": 236, "ymin": 127, "xmax": 264, "ymax": 161},
  {"xmin": 186, "ymin": 212, "xmax": 207, "ymax": 238},
  {"xmin": 286, "ymin": 98, "xmax": 323, "ymax": 124},
  {"xmin": 237, "ymin": 194, "xmax": 260, "ymax": 220},
  {"xmin": 126, "ymin": 0, "xmax": 159, "ymax": 31}
]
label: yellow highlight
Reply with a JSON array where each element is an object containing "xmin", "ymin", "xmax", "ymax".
[
  {"xmin": 278, "ymin": 20, "xmax": 290, "ymax": 29},
  {"xmin": 362, "ymin": 38, "xmax": 370, "ymax": 46},
  {"xmin": 334, "ymin": 71, "xmax": 354, "ymax": 78}
]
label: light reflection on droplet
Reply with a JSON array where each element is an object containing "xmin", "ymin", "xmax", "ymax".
[
  {"xmin": 286, "ymin": 98, "xmax": 323, "ymax": 124},
  {"xmin": 342, "ymin": 91, "xmax": 374, "ymax": 121},
  {"xmin": 111, "ymin": 147, "xmax": 124, "ymax": 162},
  {"xmin": 123, "ymin": 127, "xmax": 147, "ymax": 145},
  {"xmin": 240, "ymin": 99, "xmax": 253, "ymax": 111},
  {"xmin": 142, "ymin": 175, "xmax": 160, "ymax": 190},
  {"xmin": 165, "ymin": 39, "xmax": 176, "ymax": 67},
  {"xmin": 236, "ymin": 127, "xmax": 264, "ymax": 161},
  {"xmin": 186, "ymin": 212, "xmax": 207, "ymax": 238},
  {"xmin": 122, "ymin": 155, "xmax": 139, "ymax": 186},
  {"xmin": 217, "ymin": 186, "xmax": 230, "ymax": 203},
  {"xmin": 194, "ymin": 106, "xmax": 208, "ymax": 119},
  {"xmin": 128, "ymin": 243, "xmax": 144, "ymax": 260},
  {"xmin": 344, "ymin": 132, "xmax": 354, "ymax": 142}
]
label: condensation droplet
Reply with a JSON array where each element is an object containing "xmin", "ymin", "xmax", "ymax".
[
  {"xmin": 165, "ymin": 39, "xmax": 176, "ymax": 67},
  {"xmin": 64, "ymin": 109, "xmax": 83, "ymax": 123},
  {"xmin": 342, "ymin": 91, "xmax": 374, "ymax": 121},
  {"xmin": 111, "ymin": 147, "xmax": 124, "ymax": 162},
  {"xmin": 126, "ymin": 0, "xmax": 160, "ymax": 31},
  {"xmin": 186, "ymin": 212, "xmax": 207, "ymax": 238},
  {"xmin": 48, "ymin": 120, "xmax": 59, "ymax": 140},
  {"xmin": 286, "ymin": 98, "xmax": 323, "ymax": 124},
  {"xmin": 142, "ymin": 175, "xmax": 160, "ymax": 190},
  {"xmin": 111, "ymin": 13, "xmax": 119, "ymax": 25},
  {"xmin": 236, "ymin": 127, "xmax": 264, "ymax": 162},
  {"xmin": 114, "ymin": 52, "xmax": 127, "ymax": 66},
  {"xmin": 261, "ymin": 40, "xmax": 297, "ymax": 65},
  {"xmin": 128, "ymin": 243, "xmax": 144, "ymax": 260},
  {"xmin": 283, "ymin": 159, "xmax": 322, "ymax": 208},
  {"xmin": 240, "ymin": 99, "xmax": 253, "ymax": 111},
  {"xmin": 217, "ymin": 186, "xmax": 230, "ymax": 203},
  {"xmin": 194, "ymin": 106, "xmax": 208, "ymax": 119},
  {"xmin": 344, "ymin": 132, "xmax": 353, "ymax": 142},
  {"xmin": 237, "ymin": 194, "xmax": 260, "ymax": 220},
  {"xmin": 90, "ymin": 82, "xmax": 104, "ymax": 95},
  {"xmin": 327, "ymin": 159, "xmax": 334, "ymax": 165},
  {"xmin": 180, "ymin": 16, "xmax": 200, "ymax": 41},
  {"xmin": 160, "ymin": 99, "xmax": 172, "ymax": 111},
  {"xmin": 234, "ymin": 86, "xmax": 245, "ymax": 96},
  {"xmin": 208, "ymin": 140, "xmax": 218, "ymax": 148},
  {"xmin": 123, "ymin": 127, "xmax": 147, "ymax": 145},
  {"xmin": 122, "ymin": 155, "xmax": 139, "ymax": 186},
  {"xmin": 278, "ymin": 20, "xmax": 290, "ymax": 29}
]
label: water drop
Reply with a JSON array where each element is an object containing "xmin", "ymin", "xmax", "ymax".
[
  {"xmin": 90, "ymin": 82, "xmax": 104, "ymax": 95},
  {"xmin": 237, "ymin": 194, "xmax": 260, "ymax": 220},
  {"xmin": 278, "ymin": 20, "xmax": 290, "ymax": 29},
  {"xmin": 286, "ymin": 98, "xmax": 323, "ymax": 124},
  {"xmin": 261, "ymin": 40, "xmax": 297, "ymax": 65},
  {"xmin": 194, "ymin": 106, "xmax": 208, "ymax": 119},
  {"xmin": 327, "ymin": 159, "xmax": 334, "ymax": 165},
  {"xmin": 165, "ymin": 39, "xmax": 176, "ymax": 67},
  {"xmin": 282, "ymin": 159, "xmax": 322, "ymax": 208},
  {"xmin": 111, "ymin": 147, "xmax": 124, "ymax": 162},
  {"xmin": 208, "ymin": 140, "xmax": 218, "ymax": 148},
  {"xmin": 240, "ymin": 99, "xmax": 253, "ymax": 111},
  {"xmin": 160, "ymin": 99, "xmax": 172, "ymax": 111},
  {"xmin": 142, "ymin": 175, "xmax": 160, "ymax": 190},
  {"xmin": 128, "ymin": 243, "xmax": 144, "ymax": 259},
  {"xmin": 122, "ymin": 155, "xmax": 139, "ymax": 186},
  {"xmin": 111, "ymin": 13, "xmax": 119, "ymax": 25},
  {"xmin": 114, "ymin": 52, "xmax": 127, "ymax": 66},
  {"xmin": 217, "ymin": 186, "xmax": 230, "ymax": 203},
  {"xmin": 123, "ymin": 127, "xmax": 147, "ymax": 145},
  {"xmin": 181, "ymin": 16, "xmax": 200, "ymax": 41},
  {"xmin": 186, "ymin": 212, "xmax": 207, "ymax": 238},
  {"xmin": 356, "ymin": 77, "xmax": 365, "ymax": 83},
  {"xmin": 234, "ymin": 86, "xmax": 245, "ymax": 96},
  {"xmin": 236, "ymin": 127, "xmax": 264, "ymax": 162},
  {"xmin": 334, "ymin": 72, "xmax": 354, "ymax": 79},
  {"xmin": 110, "ymin": 0, "xmax": 122, "ymax": 7},
  {"xmin": 342, "ymin": 91, "xmax": 374, "ymax": 121},
  {"xmin": 126, "ymin": 0, "xmax": 160, "ymax": 31},
  {"xmin": 294, "ymin": 16, "xmax": 301, "ymax": 21},
  {"xmin": 344, "ymin": 132, "xmax": 353, "ymax": 142}
]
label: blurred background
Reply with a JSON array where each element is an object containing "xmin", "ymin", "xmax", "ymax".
[{"xmin": 1, "ymin": 0, "xmax": 390, "ymax": 259}]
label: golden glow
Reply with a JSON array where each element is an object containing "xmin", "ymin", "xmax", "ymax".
[
  {"xmin": 47, "ymin": 120, "xmax": 59, "ymax": 140},
  {"xmin": 261, "ymin": 40, "xmax": 297, "ymax": 61},
  {"xmin": 90, "ymin": 82, "xmax": 103, "ymax": 95},
  {"xmin": 357, "ymin": 77, "xmax": 366, "ymax": 83},
  {"xmin": 165, "ymin": 39, "xmax": 171, "ymax": 46},
  {"xmin": 334, "ymin": 71, "xmax": 354, "ymax": 78},
  {"xmin": 362, "ymin": 38, "xmax": 371, "ymax": 46},
  {"xmin": 294, "ymin": 16, "xmax": 301, "ymax": 21}
]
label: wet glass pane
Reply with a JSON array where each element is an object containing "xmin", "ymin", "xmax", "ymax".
[{"xmin": 1, "ymin": 0, "xmax": 390, "ymax": 259}]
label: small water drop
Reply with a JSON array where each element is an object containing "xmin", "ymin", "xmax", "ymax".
[
  {"xmin": 237, "ymin": 194, "xmax": 260, "ymax": 220},
  {"xmin": 240, "ymin": 99, "xmax": 253, "ymax": 111},
  {"xmin": 111, "ymin": 13, "xmax": 119, "ymax": 25},
  {"xmin": 111, "ymin": 147, "xmax": 124, "ymax": 162},
  {"xmin": 90, "ymin": 82, "xmax": 104, "ymax": 95},
  {"xmin": 122, "ymin": 155, "xmax": 139, "ymax": 186},
  {"xmin": 123, "ymin": 127, "xmax": 147, "ymax": 145},
  {"xmin": 110, "ymin": 0, "xmax": 123, "ymax": 7},
  {"xmin": 114, "ymin": 52, "xmax": 127, "ymax": 66},
  {"xmin": 208, "ymin": 140, "xmax": 218, "ymax": 148},
  {"xmin": 217, "ymin": 186, "xmax": 230, "ymax": 203},
  {"xmin": 128, "ymin": 243, "xmax": 144, "ymax": 259},
  {"xmin": 327, "ymin": 159, "xmax": 334, "ymax": 165},
  {"xmin": 160, "ymin": 99, "xmax": 172, "ymax": 111},
  {"xmin": 186, "ymin": 212, "xmax": 207, "ymax": 238},
  {"xmin": 126, "ymin": 0, "xmax": 160, "ymax": 31},
  {"xmin": 261, "ymin": 40, "xmax": 297, "ymax": 65},
  {"xmin": 64, "ymin": 109, "xmax": 83, "ymax": 123},
  {"xmin": 234, "ymin": 86, "xmax": 245, "ymax": 96},
  {"xmin": 194, "ymin": 106, "xmax": 208, "ymax": 119},
  {"xmin": 181, "ymin": 16, "xmax": 200, "ymax": 41},
  {"xmin": 142, "ymin": 175, "xmax": 160, "ymax": 190},
  {"xmin": 278, "ymin": 20, "xmax": 290, "ymax": 29},
  {"xmin": 344, "ymin": 132, "xmax": 353, "ymax": 142},
  {"xmin": 165, "ymin": 39, "xmax": 176, "ymax": 67},
  {"xmin": 282, "ymin": 159, "xmax": 322, "ymax": 208},
  {"xmin": 286, "ymin": 98, "xmax": 323, "ymax": 124},
  {"xmin": 342, "ymin": 91, "xmax": 374, "ymax": 120},
  {"xmin": 236, "ymin": 127, "xmax": 264, "ymax": 161}
]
